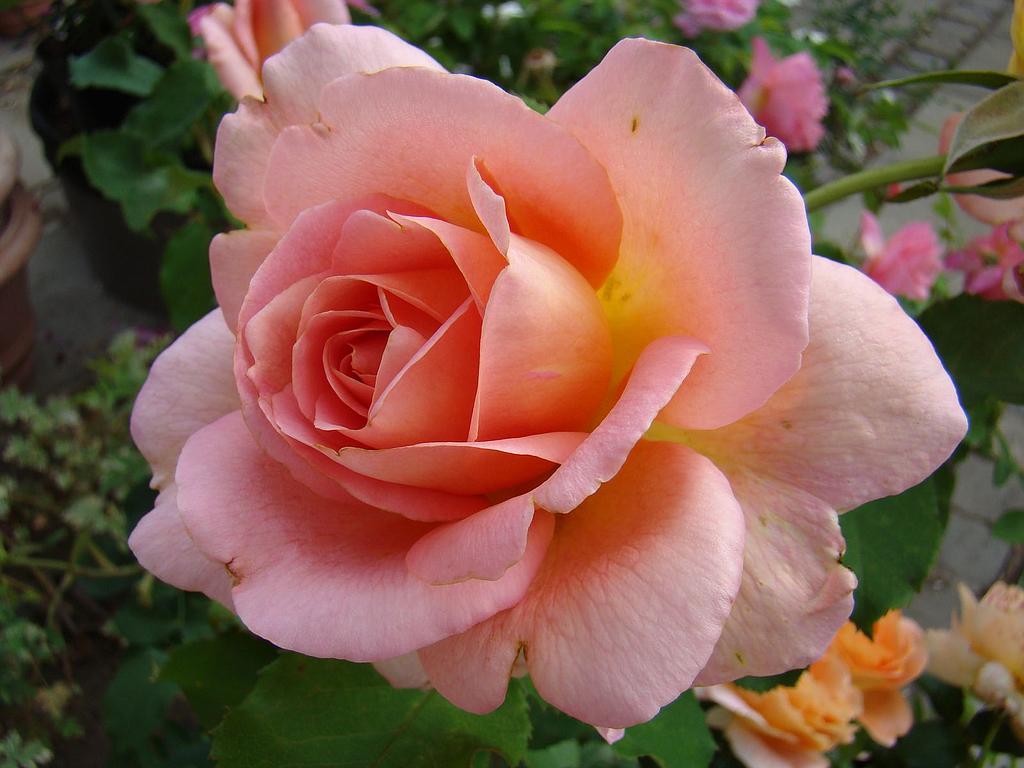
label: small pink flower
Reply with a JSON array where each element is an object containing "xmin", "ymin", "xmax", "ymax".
[
  {"xmin": 946, "ymin": 224, "xmax": 1024, "ymax": 302},
  {"xmin": 835, "ymin": 65, "xmax": 857, "ymax": 87},
  {"xmin": 673, "ymin": 0, "xmax": 759, "ymax": 36},
  {"xmin": 859, "ymin": 212, "xmax": 942, "ymax": 300},
  {"xmin": 738, "ymin": 38, "xmax": 828, "ymax": 153},
  {"xmin": 192, "ymin": 0, "xmax": 359, "ymax": 100}
]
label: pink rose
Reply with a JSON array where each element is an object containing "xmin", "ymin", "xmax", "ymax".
[
  {"xmin": 940, "ymin": 113, "xmax": 1024, "ymax": 242},
  {"xmin": 673, "ymin": 0, "xmax": 759, "ymax": 37},
  {"xmin": 946, "ymin": 223, "xmax": 1024, "ymax": 302},
  {"xmin": 738, "ymin": 37, "xmax": 828, "ymax": 153},
  {"xmin": 859, "ymin": 212, "xmax": 942, "ymax": 300},
  {"xmin": 128, "ymin": 26, "xmax": 966, "ymax": 730},
  {"xmin": 190, "ymin": 0, "xmax": 367, "ymax": 100}
]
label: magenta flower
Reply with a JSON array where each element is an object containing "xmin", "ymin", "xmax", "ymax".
[
  {"xmin": 947, "ymin": 224, "xmax": 1024, "ymax": 302},
  {"xmin": 738, "ymin": 37, "xmax": 828, "ymax": 153},
  {"xmin": 859, "ymin": 212, "xmax": 942, "ymax": 301},
  {"xmin": 673, "ymin": 0, "xmax": 759, "ymax": 36}
]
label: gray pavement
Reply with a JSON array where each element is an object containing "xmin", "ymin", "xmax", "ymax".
[{"xmin": 1, "ymin": 3, "xmax": 1021, "ymax": 630}]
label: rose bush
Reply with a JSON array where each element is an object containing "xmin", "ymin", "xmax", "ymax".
[{"xmin": 128, "ymin": 24, "xmax": 966, "ymax": 730}]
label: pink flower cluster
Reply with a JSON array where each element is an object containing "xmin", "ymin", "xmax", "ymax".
[
  {"xmin": 947, "ymin": 224, "xmax": 1024, "ymax": 301},
  {"xmin": 859, "ymin": 212, "xmax": 942, "ymax": 301},
  {"xmin": 674, "ymin": 0, "xmax": 759, "ymax": 37},
  {"xmin": 738, "ymin": 38, "xmax": 828, "ymax": 153}
]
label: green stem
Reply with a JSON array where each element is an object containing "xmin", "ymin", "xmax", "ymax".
[
  {"xmin": 4, "ymin": 554, "xmax": 141, "ymax": 579},
  {"xmin": 804, "ymin": 155, "xmax": 946, "ymax": 212},
  {"xmin": 976, "ymin": 711, "xmax": 1006, "ymax": 768}
]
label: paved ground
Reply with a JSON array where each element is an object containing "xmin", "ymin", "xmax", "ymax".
[{"xmin": 1, "ymin": 2, "xmax": 1021, "ymax": 630}]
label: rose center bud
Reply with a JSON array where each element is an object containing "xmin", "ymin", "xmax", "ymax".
[{"xmin": 248, "ymin": 203, "xmax": 613, "ymax": 467}]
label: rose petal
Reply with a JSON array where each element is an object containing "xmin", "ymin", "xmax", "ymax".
[
  {"xmin": 175, "ymin": 410, "xmax": 554, "ymax": 660},
  {"xmin": 724, "ymin": 720, "xmax": 829, "ymax": 768},
  {"xmin": 213, "ymin": 25, "xmax": 443, "ymax": 227},
  {"xmin": 263, "ymin": 66, "xmax": 622, "ymax": 286},
  {"xmin": 128, "ymin": 484, "xmax": 234, "ymax": 608},
  {"xmin": 859, "ymin": 689, "xmax": 912, "ymax": 748},
  {"xmin": 373, "ymin": 653, "xmax": 430, "ymax": 689},
  {"xmin": 676, "ymin": 256, "xmax": 967, "ymax": 512},
  {"xmin": 390, "ymin": 214, "xmax": 506, "ymax": 311},
  {"xmin": 420, "ymin": 440, "xmax": 745, "ymax": 729},
  {"xmin": 335, "ymin": 432, "xmax": 585, "ymax": 494},
  {"xmin": 691, "ymin": 472, "xmax": 856, "ymax": 684},
  {"xmin": 548, "ymin": 37, "xmax": 811, "ymax": 430},
  {"xmin": 471, "ymin": 235, "xmax": 613, "ymax": 441},
  {"xmin": 197, "ymin": 10, "xmax": 262, "ymax": 101},
  {"xmin": 210, "ymin": 229, "xmax": 280, "ymax": 332},
  {"xmin": 131, "ymin": 310, "xmax": 238, "ymax": 489}
]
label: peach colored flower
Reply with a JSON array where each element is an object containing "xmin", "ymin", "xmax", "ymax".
[
  {"xmin": 128, "ymin": 26, "xmax": 965, "ymax": 730},
  {"xmin": 859, "ymin": 212, "xmax": 942, "ymax": 300},
  {"xmin": 191, "ymin": 0, "xmax": 360, "ymax": 99},
  {"xmin": 738, "ymin": 37, "xmax": 828, "ymax": 153},
  {"xmin": 927, "ymin": 583, "xmax": 1024, "ymax": 739},
  {"xmin": 939, "ymin": 113, "xmax": 1024, "ymax": 241},
  {"xmin": 946, "ymin": 223, "xmax": 1024, "ymax": 302},
  {"xmin": 674, "ymin": 0, "xmax": 759, "ymax": 37},
  {"xmin": 826, "ymin": 611, "xmax": 927, "ymax": 746},
  {"xmin": 702, "ymin": 656, "xmax": 864, "ymax": 768}
]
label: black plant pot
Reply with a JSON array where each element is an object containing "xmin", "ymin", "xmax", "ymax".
[{"xmin": 29, "ymin": 50, "xmax": 172, "ymax": 316}]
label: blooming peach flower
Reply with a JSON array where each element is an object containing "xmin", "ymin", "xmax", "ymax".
[
  {"xmin": 701, "ymin": 656, "xmax": 863, "ymax": 768},
  {"xmin": 946, "ymin": 224, "xmax": 1024, "ymax": 302},
  {"xmin": 859, "ymin": 212, "xmax": 942, "ymax": 300},
  {"xmin": 826, "ymin": 611, "xmax": 927, "ymax": 746},
  {"xmin": 939, "ymin": 113, "xmax": 1024, "ymax": 241},
  {"xmin": 191, "ymin": 0, "xmax": 362, "ymax": 99},
  {"xmin": 673, "ymin": 0, "xmax": 759, "ymax": 37},
  {"xmin": 927, "ymin": 583, "xmax": 1024, "ymax": 739},
  {"xmin": 738, "ymin": 38, "xmax": 828, "ymax": 153},
  {"xmin": 128, "ymin": 26, "xmax": 966, "ymax": 730}
]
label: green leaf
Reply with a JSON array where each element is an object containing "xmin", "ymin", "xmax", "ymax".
[
  {"xmin": 944, "ymin": 82, "xmax": 1024, "ymax": 176},
  {"xmin": 840, "ymin": 478, "xmax": 946, "ymax": 632},
  {"xmin": 918, "ymin": 294, "xmax": 1024, "ymax": 407},
  {"xmin": 888, "ymin": 180, "xmax": 940, "ymax": 203},
  {"xmin": 160, "ymin": 631, "xmax": 277, "ymax": 729},
  {"xmin": 733, "ymin": 669, "xmax": 802, "ymax": 693},
  {"xmin": 525, "ymin": 740, "xmax": 582, "ymax": 768},
  {"xmin": 79, "ymin": 131, "xmax": 210, "ymax": 230},
  {"xmin": 136, "ymin": 2, "xmax": 194, "ymax": 61},
  {"xmin": 943, "ymin": 175, "xmax": 1024, "ymax": 200},
  {"xmin": 890, "ymin": 720, "xmax": 968, "ymax": 768},
  {"xmin": 868, "ymin": 70, "xmax": 1018, "ymax": 91},
  {"xmin": 160, "ymin": 220, "xmax": 216, "ymax": 330},
  {"xmin": 994, "ymin": 508, "xmax": 1024, "ymax": 543},
  {"xmin": 103, "ymin": 649, "xmax": 180, "ymax": 762},
  {"xmin": 612, "ymin": 692, "xmax": 714, "ymax": 768},
  {"xmin": 69, "ymin": 36, "xmax": 164, "ymax": 97},
  {"xmin": 212, "ymin": 656, "xmax": 531, "ymax": 767},
  {"xmin": 124, "ymin": 60, "xmax": 221, "ymax": 147}
]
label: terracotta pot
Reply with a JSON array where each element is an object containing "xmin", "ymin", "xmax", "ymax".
[
  {"xmin": 0, "ymin": 0, "xmax": 51, "ymax": 37},
  {"xmin": 0, "ymin": 131, "xmax": 42, "ymax": 387}
]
